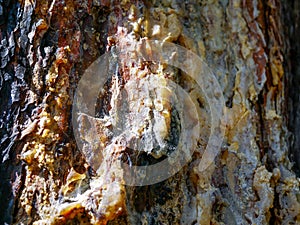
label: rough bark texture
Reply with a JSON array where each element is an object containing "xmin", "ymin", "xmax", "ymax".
[
  {"xmin": 285, "ymin": 1, "xmax": 300, "ymax": 176},
  {"xmin": 0, "ymin": 0, "xmax": 300, "ymax": 224}
]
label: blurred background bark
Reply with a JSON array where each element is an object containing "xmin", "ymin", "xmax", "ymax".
[{"xmin": 0, "ymin": 0, "xmax": 300, "ymax": 224}]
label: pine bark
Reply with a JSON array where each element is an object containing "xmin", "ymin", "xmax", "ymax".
[{"xmin": 0, "ymin": 0, "xmax": 299, "ymax": 224}]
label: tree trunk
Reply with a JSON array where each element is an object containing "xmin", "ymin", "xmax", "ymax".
[{"xmin": 0, "ymin": 0, "xmax": 299, "ymax": 224}]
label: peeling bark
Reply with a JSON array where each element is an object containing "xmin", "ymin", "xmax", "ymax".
[{"xmin": 0, "ymin": 0, "xmax": 299, "ymax": 224}]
